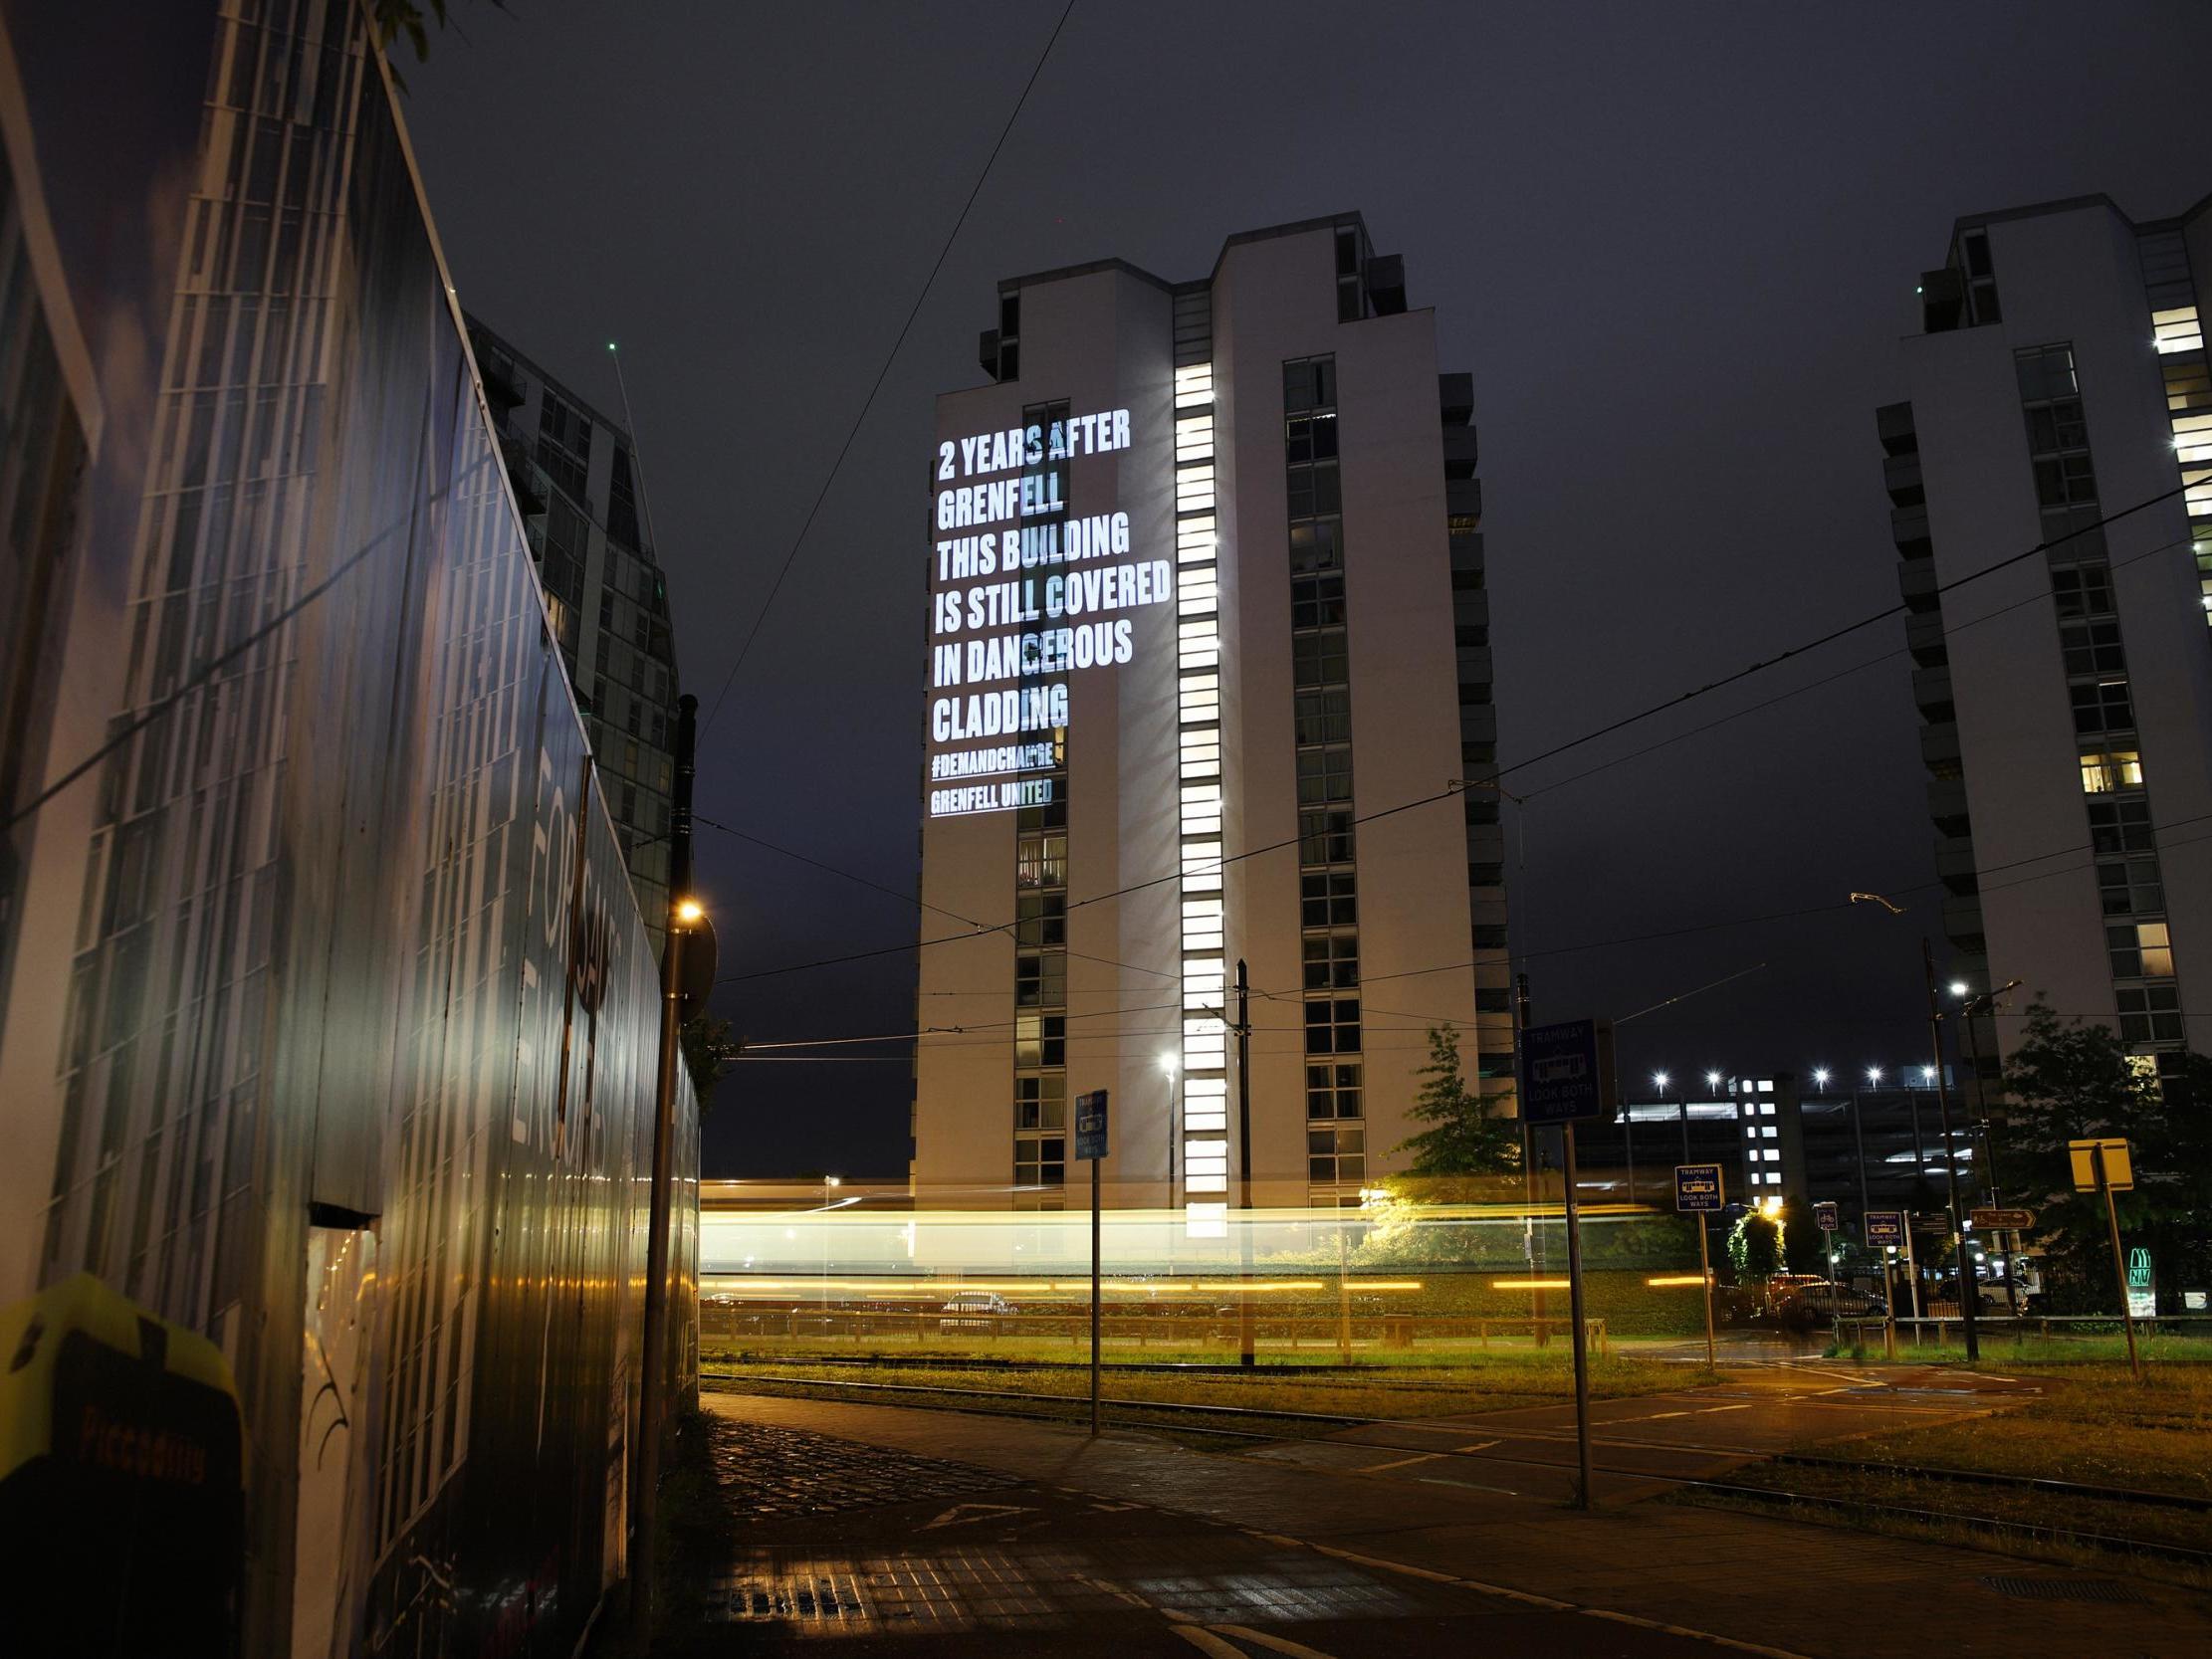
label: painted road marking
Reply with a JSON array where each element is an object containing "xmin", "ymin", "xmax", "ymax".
[
  {"xmin": 1171, "ymin": 1626, "xmax": 1246, "ymax": 1658},
  {"xmin": 1212, "ymin": 1623, "xmax": 1344, "ymax": 1659},
  {"xmin": 919, "ymin": 1501, "xmax": 1031, "ymax": 1530},
  {"xmin": 1418, "ymin": 1474, "xmax": 1523, "ymax": 1496},
  {"xmin": 1357, "ymin": 1451, "xmax": 1446, "ymax": 1473}
]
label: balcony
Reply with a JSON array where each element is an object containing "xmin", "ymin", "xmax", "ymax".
[
  {"xmin": 1918, "ymin": 720, "xmax": 1961, "ymax": 774},
  {"xmin": 1905, "ymin": 611, "xmax": 1949, "ymax": 668},
  {"xmin": 1891, "ymin": 503, "xmax": 1931, "ymax": 558},
  {"xmin": 498, "ymin": 433, "xmax": 547, "ymax": 518},
  {"xmin": 1456, "ymin": 643, "xmax": 1492, "ymax": 685},
  {"xmin": 480, "ymin": 356, "xmax": 526, "ymax": 412},
  {"xmin": 1464, "ymin": 822, "xmax": 1505, "ymax": 864},
  {"xmin": 1438, "ymin": 372, "xmax": 1473, "ymax": 426},
  {"xmin": 1883, "ymin": 452, "xmax": 1924, "ymax": 508},
  {"xmin": 1935, "ymin": 835, "xmax": 1980, "ymax": 895},
  {"xmin": 1457, "ymin": 703, "xmax": 1497, "ymax": 744},
  {"xmin": 1898, "ymin": 558, "xmax": 1940, "ymax": 612},
  {"xmin": 1452, "ymin": 587, "xmax": 1489, "ymax": 631},
  {"xmin": 1911, "ymin": 664, "xmax": 1953, "ymax": 720},
  {"xmin": 1876, "ymin": 401, "xmax": 1917, "ymax": 459},
  {"xmin": 1941, "ymin": 894, "xmax": 1986, "ymax": 954},
  {"xmin": 1926, "ymin": 777, "xmax": 1972, "ymax": 837},
  {"xmin": 1364, "ymin": 254, "xmax": 1407, "ymax": 315},
  {"xmin": 1446, "ymin": 477, "xmax": 1483, "ymax": 526},
  {"xmin": 1441, "ymin": 425, "xmax": 1479, "ymax": 479},
  {"xmin": 1920, "ymin": 267, "xmax": 1966, "ymax": 334}
]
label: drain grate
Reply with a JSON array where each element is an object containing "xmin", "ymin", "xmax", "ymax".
[
  {"xmin": 721, "ymin": 1572, "xmax": 871, "ymax": 1622},
  {"xmin": 1980, "ymin": 1575, "xmax": 2148, "ymax": 1604}
]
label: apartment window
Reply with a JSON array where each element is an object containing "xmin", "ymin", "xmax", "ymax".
[
  {"xmin": 1302, "ymin": 932, "xmax": 1360, "ymax": 990},
  {"xmin": 1472, "ymin": 925, "xmax": 1509, "ymax": 948},
  {"xmin": 1015, "ymin": 890, "xmax": 1065, "ymax": 947},
  {"xmin": 2081, "ymin": 749, "xmax": 2144, "ymax": 793},
  {"xmin": 1014, "ymin": 1013, "xmax": 1065, "ymax": 1069},
  {"xmin": 1474, "ymin": 986, "xmax": 1512, "ymax": 1014},
  {"xmin": 1301, "ymin": 869, "xmax": 1358, "ymax": 928},
  {"xmin": 2053, "ymin": 564, "xmax": 2116, "ymax": 618},
  {"xmin": 2098, "ymin": 857, "xmax": 2164, "ymax": 918},
  {"xmin": 1292, "ymin": 630, "xmax": 1350, "ymax": 688},
  {"xmin": 1284, "ymin": 357, "xmax": 1337, "ymax": 413},
  {"xmin": 2087, "ymin": 797, "xmax": 2154, "ymax": 853},
  {"xmin": 2035, "ymin": 454, "xmax": 2100, "ymax": 509},
  {"xmin": 1014, "ymin": 951, "xmax": 1064, "ymax": 1008},
  {"xmin": 2115, "ymin": 984, "xmax": 2183, "ymax": 1044},
  {"xmin": 1286, "ymin": 464, "xmax": 1342, "ymax": 519},
  {"xmin": 1960, "ymin": 230, "xmax": 2000, "ymax": 322},
  {"xmin": 1304, "ymin": 996, "xmax": 1362, "ymax": 1056},
  {"xmin": 1296, "ymin": 744, "xmax": 1355, "ymax": 807},
  {"xmin": 1294, "ymin": 687, "xmax": 1352, "ymax": 745},
  {"xmin": 2015, "ymin": 344, "xmax": 2078, "ymax": 403},
  {"xmin": 1291, "ymin": 572, "xmax": 1347, "ymax": 630},
  {"xmin": 1015, "ymin": 832, "xmax": 1067, "ymax": 890},
  {"xmin": 1013, "ymin": 1075, "xmax": 1065, "ymax": 1131},
  {"xmin": 1308, "ymin": 1123, "xmax": 1365, "ymax": 1184},
  {"xmin": 1014, "ymin": 1136, "xmax": 1065, "ymax": 1188},
  {"xmin": 2027, "ymin": 399, "xmax": 2090, "ymax": 454},
  {"xmin": 1306, "ymin": 1061, "xmax": 1363, "ymax": 1120},
  {"xmin": 1299, "ymin": 808, "xmax": 1355, "ymax": 867},
  {"xmin": 1289, "ymin": 519, "xmax": 1342, "ymax": 573},
  {"xmin": 2070, "ymin": 678, "xmax": 2135, "ymax": 734},
  {"xmin": 2060, "ymin": 619, "xmax": 2127, "ymax": 677},
  {"xmin": 2107, "ymin": 922, "xmax": 2174, "ymax": 979}
]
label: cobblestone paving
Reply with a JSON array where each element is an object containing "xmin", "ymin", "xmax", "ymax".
[{"xmin": 706, "ymin": 1415, "xmax": 1020, "ymax": 1519}]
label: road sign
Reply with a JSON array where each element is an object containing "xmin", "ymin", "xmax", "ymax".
[
  {"xmin": 1814, "ymin": 1200, "xmax": 1840, "ymax": 1232},
  {"xmin": 2127, "ymin": 1247, "xmax": 2155, "ymax": 1320},
  {"xmin": 1074, "ymin": 1090, "xmax": 1109, "ymax": 1161},
  {"xmin": 1518, "ymin": 1018, "xmax": 1616, "ymax": 1126},
  {"xmin": 1971, "ymin": 1207, "xmax": 2035, "ymax": 1231},
  {"xmin": 1864, "ymin": 1210, "xmax": 1906, "ymax": 1248},
  {"xmin": 1674, "ymin": 1163, "xmax": 1723, "ymax": 1213},
  {"xmin": 2069, "ymin": 1138, "xmax": 2132, "ymax": 1191}
]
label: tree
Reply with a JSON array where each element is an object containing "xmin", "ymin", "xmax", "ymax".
[
  {"xmin": 1395, "ymin": 1025, "xmax": 1521, "ymax": 1177},
  {"xmin": 1997, "ymin": 1000, "xmax": 2175, "ymax": 1311},
  {"xmin": 1727, "ymin": 1209, "xmax": 1783, "ymax": 1282},
  {"xmin": 680, "ymin": 1013, "xmax": 738, "ymax": 1118}
]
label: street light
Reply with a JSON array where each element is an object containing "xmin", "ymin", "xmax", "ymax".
[
  {"xmin": 1160, "ymin": 1053, "xmax": 1181, "ymax": 1201},
  {"xmin": 1812, "ymin": 1067, "xmax": 1831, "ymax": 1090},
  {"xmin": 634, "ymin": 891, "xmax": 704, "ymax": 1635},
  {"xmin": 1866, "ymin": 1065, "xmax": 1881, "ymax": 1086}
]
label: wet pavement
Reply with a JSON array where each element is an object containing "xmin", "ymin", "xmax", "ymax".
[{"xmin": 685, "ymin": 1367, "xmax": 2212, "ymax": 1657}]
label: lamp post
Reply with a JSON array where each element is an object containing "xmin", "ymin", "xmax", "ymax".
[
  {"xmin": 1160, "ymin": 1053, "xmax": 1181, "ymax": 1204},
  {"xmin": 1953, "ymin": 977, "xmax": 2024, "ymax": 1315},
  {"xmin": 632, "ymin": 892, "xmax": 702, "ymax": 1644},
  {"xmin": 1918, "ymin": 938, "xmax": 1979, "ymax": 1361}
]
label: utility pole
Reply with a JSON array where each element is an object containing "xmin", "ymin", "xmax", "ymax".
[
  {"xmin": 1234, "ymin": 958, "xmax": 1255, "ymax": 1369},
  {"xmin": 1957, "ymin": 982, "xmax": 2024, "ymax": 1317},
  {"xmin": 1921, "ymin": 939, "xmax": 1978, "ymax": 1361},
  {"xmin": 631, "ymin": 694, "xmax": 698, "ymax": 1647},
  {"xmin": 1517, "ymin": 973, "xmax": 1546, "ymax": 1346}
]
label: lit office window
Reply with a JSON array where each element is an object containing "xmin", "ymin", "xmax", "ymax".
[{"xmin": 2081, "ymin": 749, "xmax": 2145, "ymax": 793}]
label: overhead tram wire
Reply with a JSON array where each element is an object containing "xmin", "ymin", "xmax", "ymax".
[
  {"xmin": 695, "ymin": 0, "xmax": 1079, "ymax": 738},
  {"xmin": 715, "ymin": 479, "xmax": 2194, "ymax": 986}
]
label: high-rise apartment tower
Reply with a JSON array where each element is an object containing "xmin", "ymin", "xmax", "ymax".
[
  {"xmin": 913, "ymin": 215, "xmax": 1512, "ymax": 1225},
  {"xmin": 1878, "ymin": 192, "xmax": 2212, "ymax": 1096}
]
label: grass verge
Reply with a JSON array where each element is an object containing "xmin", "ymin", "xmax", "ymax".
[
  {"xmin": 704, "ymin": 1350, "xmax": 1714, "ymax": 1435},
  {"xmin": 1674, "ymin": 1363, "xmax": 2212, "ymax": 1583}
]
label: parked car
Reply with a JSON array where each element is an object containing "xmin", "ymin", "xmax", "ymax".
[
  {"xmin": 1788, "ymin": 1282, "xmax": 1887, "ymax": 1319},
  {"xmin": 938, "ymin": 1292, "xmax": 1014, "ymax": 1332}
]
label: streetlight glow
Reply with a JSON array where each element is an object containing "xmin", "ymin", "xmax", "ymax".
[
  {"xmin": 1159, "ymin": 1053, "xmax": 1180, "ymax": 1078},
  {"xmin": 1866, "ymin": 1066, "xmax": 1882, "ymax": 1085},
  {"xmin": 1704, "ymin": 1069, "xmax": 1722, "ymax": 1090},
  {"xmin": 1812, "ymin": 1067, "xmax": 1831, "ymax": 1089},
  {"xmin": 1948, "ymin": 979, "xmax": 1970, "ymax": 998},
  {"xmin": 675, "ymin": 898, "xmax": 704, "ymax": 925},
  {"xmin": 825, "ymin": 1175, "xmax": 842, "ymax": 1188},
  {"xmin": 1653, "ymin": 1071, "xmax": 1669, "ymax": 1091},
  {"xmin": 1921, "ymin": 1065, "xmax": 1937, "ymax": 1084}
]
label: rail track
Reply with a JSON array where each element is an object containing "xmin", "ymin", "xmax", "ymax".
[{"xmin": 706, "ymin": 1369, "xmax": 2212, "ymax": 1569}]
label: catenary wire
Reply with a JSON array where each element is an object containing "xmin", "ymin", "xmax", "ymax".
[
  {"xmin": 696, "ymin": 0, "xmax": 1078, "ymax": 737},
  {"xmin": 716, "ymin": 482, "xmax": 2197, "ymax": 985}
]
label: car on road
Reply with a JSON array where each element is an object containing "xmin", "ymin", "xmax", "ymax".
[{"xmin": 938, "ymin": 1292, "xmax": 1014, "ymax": 1332}]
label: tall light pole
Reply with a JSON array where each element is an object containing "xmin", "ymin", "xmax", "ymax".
[
  {"xmin": 1234, "ymin": 958, "xmax": 1255, "ymax": 1368},
  {"xmin": 1160, "ymin": 1052, "xmax": 1181, "ymax": 1204},
  {"xmin": 632, "ymin": 892, "xmax": 702, "ymax": 1644},
  {"xmin": 1953, "ymin": 977, "xmax": 2023, "ymax": 1314},
  {"xmin": 1919, "ymin": 938, "xmax": 1979, "ymax": 1361}
]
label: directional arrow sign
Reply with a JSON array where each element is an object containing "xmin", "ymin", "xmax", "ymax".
[{"xmin": 1971, "ymin": 1207, "xmax": 2034, "ymax": 1231}]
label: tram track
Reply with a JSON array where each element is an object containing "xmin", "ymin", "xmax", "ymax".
[{"xmin": 706, "ymin": 1369, "xmax": 2212, "ymax": 1570}]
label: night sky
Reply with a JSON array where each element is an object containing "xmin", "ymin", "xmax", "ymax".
[{"xmin": 401, "ymin": 2, "xmax": 2212, "ymax": 1179}]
